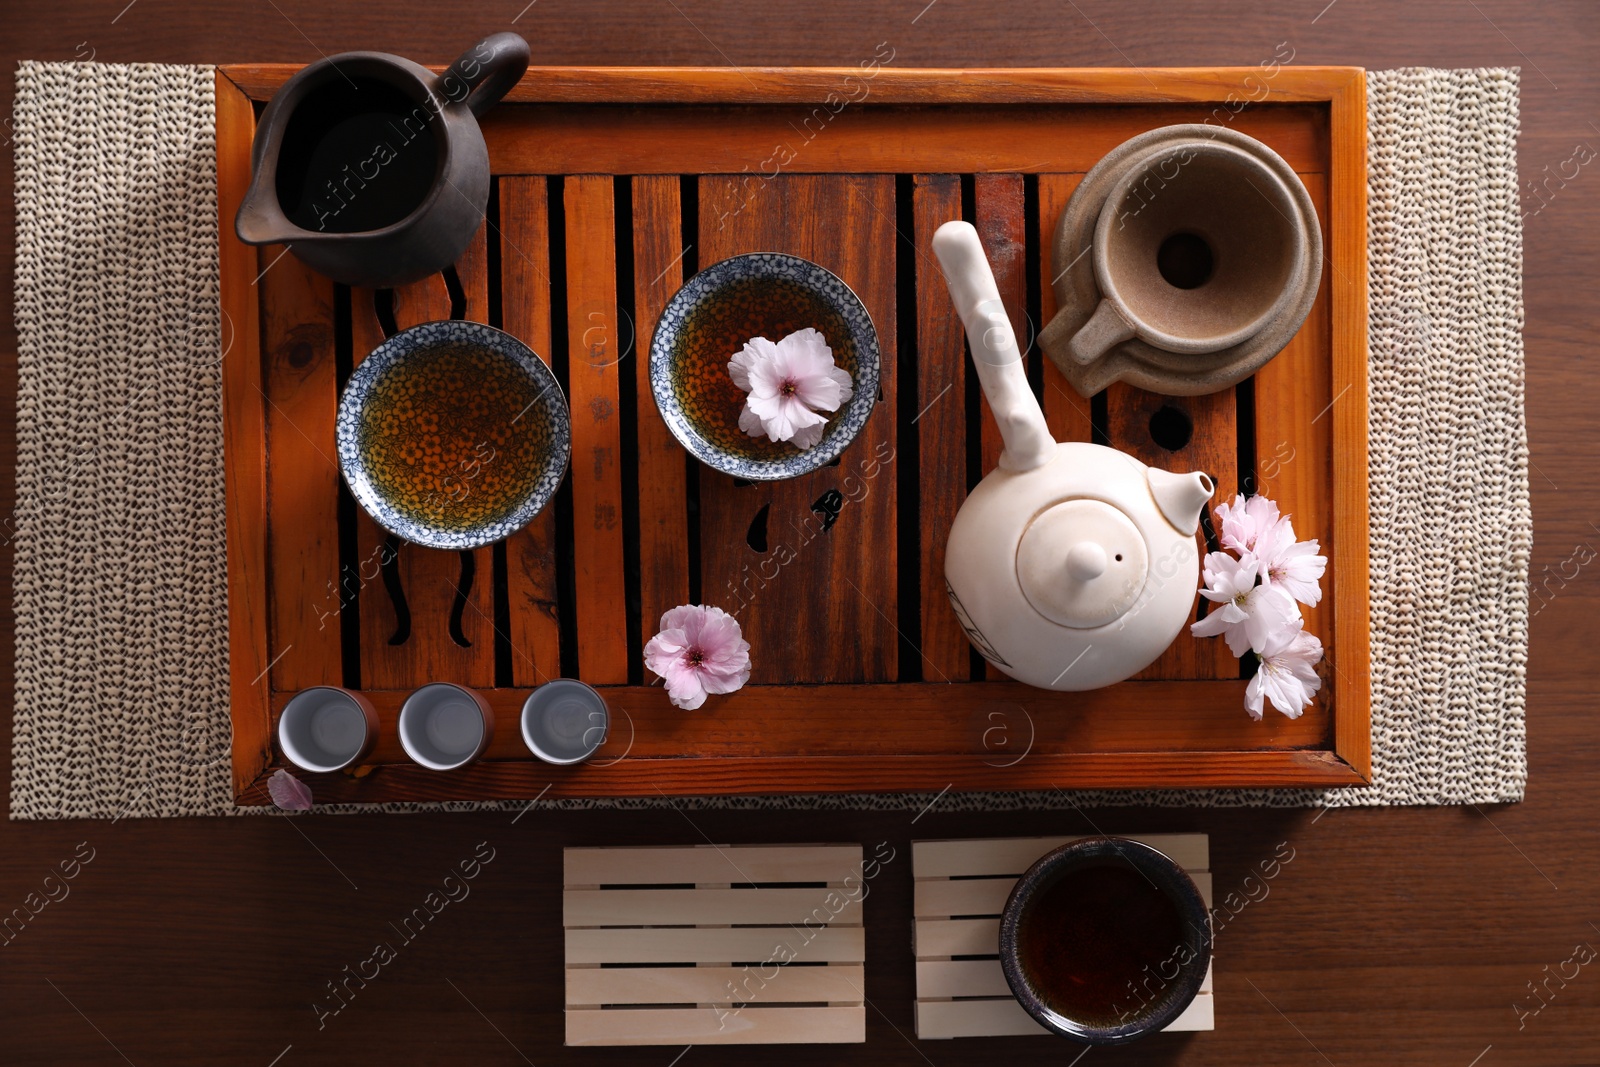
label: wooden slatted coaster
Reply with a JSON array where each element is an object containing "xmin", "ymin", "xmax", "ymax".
[
  {"xmin": 912, "ymin": 835, "xmax": 1213, "ymax": 1040},
  {"xmin": 564, "ymin": 845, "xmax": 867, "ymax": 1045}
]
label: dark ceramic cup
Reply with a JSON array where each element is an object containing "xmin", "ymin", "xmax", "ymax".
[{"xmin": 999, "ymin": 837, "xmax": 1211, "ymax": 1045}]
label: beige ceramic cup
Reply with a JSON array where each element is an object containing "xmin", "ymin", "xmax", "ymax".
[{"xmin": 1068, "ymin": 139, "xmax": 1311, "ymax": 366}]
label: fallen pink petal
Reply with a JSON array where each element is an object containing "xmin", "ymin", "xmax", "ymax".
[{"xmin": 268, "ymin": 768, "xmax": 313, "ymax": 811}]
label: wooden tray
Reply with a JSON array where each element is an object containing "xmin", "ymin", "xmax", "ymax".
[
  {"xmin": 563, "ymin": 844, "xmax": 867, "ymax": 1045},
  {"xmin": 216, "ymin": 66, "xmax": 1371, "ymax": 806},
  {"xmin": 912, "ymin": 834, "xmax": 1212, "ymax": 1039}
]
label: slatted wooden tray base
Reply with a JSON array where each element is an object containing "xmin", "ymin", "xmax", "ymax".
[
  {"xmin": 216, "ymin": 66, "xmax": 1371, "ymax": 805},
  {"xmin": 563, "ymin": 844, "xmax": 867, "ymax": 1045},
  {"xmin": 913, "ymin": 834, "xmax": 1213, "ymax": 1039}
]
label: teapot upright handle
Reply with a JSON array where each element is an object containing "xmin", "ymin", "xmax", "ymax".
[
  {"xmin": 438, "ymin": 32, "xmax": 530, "ymax": 118},
  {"xmin": 932, "ymin": 221, "xmax": 1055, "ymax": 473}
]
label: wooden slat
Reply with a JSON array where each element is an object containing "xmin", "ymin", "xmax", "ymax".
[
  {"xmin": 1107, "ymin": 381, "xmax": 1238, "ymax": 680},
  {"xmin": 915, "ymin": 958, "xmax": 1212, "ymax": 999},
  {"xmin": 565, "ymin": 845, "xmax": 862, "ymax": 887},
  {"xmin": 697, "ymin": 174, "xmax": 898, "ymax": 683},
  {"xmin": 566, "ymin": 926, "xmax": 864, "ymax": 965},
  {"xmin": 566, "ymin": 1005, "xmax": 864, "ymax": 1046},
  {"xmin": 473, "ymin": 104, "xmax": 1327, "ymax": 176},
  {"xmin": 973, "ymin": 173, "xmax": 1027, "ymax": 479},
  {"xmin": 912, "ymin": 834, "xmax": 1210, "ymax": 879},
  {"xmin": 1255, "ymin": 172, "xmax": 1335, "ymax": 710},
  {"xmin": 352, "ymin": 228, "xmax": 496, "ymax": 690},
  {"xmin": 1326, "ymin": 77, "xmax": 1373, "ymax": 780},
  {"xmin": 1036, "ymin": 173, "xmax": 1095, "ymax": 444},
  {"xmin": 390, "ymin": 267, "xmax": 451, "ymax": 322},
  {"xmin": 565, "ymin": 888, "xmax": 862, "ymax": 928},
  {"xmin": 914, "ymin": 877, "xmax": 1016, "ymax": 919},
  {"xmin": 914, "ymin": 916, "xmax": 1001, "ymax": 958},
  {"xmin": 273, "ymin": 679, "xmax": 1321, "ymax": 767},
  {"xmin": 498, "ymin": 176, "xmax": 561, "ymax": 686},
  {"xmin": 564, "ymin": 175, "xmax": 629, "ymax": 683},
  {"xmin": 217, "ymin": 71, "xmax": 271, "ymax": 798},
  {"xmin": 223, "ymin": 65, "xmax": 1370, "ymax": 108},
  {"xmin": 915, "ymin": 991, "xmax": 1212, "ymax": 1039},
  {"xmin": 567, "ymin": 965, "xmax": 864, "ymax": 1006},
  {"xmin": 912, "ymin": 173, "xmax": 970, "ymax": 682},
  {"xmin": 247, "ymin": 745, "xmax": 1365, "ymax": 805},
  {"xmin": 914, "ymin": 870, "xmax": 1212, "ymax": 918},
  {"xmin": 916, "ymin": 959, "xmax": 1013, "ymax": 999},
  {"xmin": 260, "ymin": 247, "xmax": 341, "ymax": 690},
  {"xmin": 458, "ymin": 210, "xmax": 508, "ymax": 683},
  {"xmin": 972, "ymin": 173, "xmax": 1028, "ymax": 681},
  {"xmin": 631, "ymin": 175, "xmax": 690, "ymax": 643}
]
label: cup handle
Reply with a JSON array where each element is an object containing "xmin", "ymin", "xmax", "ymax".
[
  {"xmin": 438, "ymin": 32, "xmax": 530, "ymax": 118},
  {"xmin": 1067, "ymin": 297, "xmax": 1137, "ymax": 366}
]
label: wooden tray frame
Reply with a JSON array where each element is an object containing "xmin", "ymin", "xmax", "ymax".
[{"xmin": 217, "ymin": 66, "xmax": 1370, "ymax": 806}]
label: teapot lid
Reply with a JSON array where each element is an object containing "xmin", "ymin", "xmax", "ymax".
[{"xmin": 1016, "ymin": 500, "xmax": 1150, "ymax": 629}]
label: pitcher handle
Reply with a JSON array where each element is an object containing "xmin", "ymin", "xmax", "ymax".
[
  {"xmin": 1067, "ymin": 297, "xmax": 1137, "ymax": 366},
  {"xmin": 438, "ymin": 32, "xmax": 530, "ymax": 118}
]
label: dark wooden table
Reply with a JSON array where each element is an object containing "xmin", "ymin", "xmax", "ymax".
[{"xmin": 2, "ymin": 3, "xmax": 1595, "ymax": 1064}]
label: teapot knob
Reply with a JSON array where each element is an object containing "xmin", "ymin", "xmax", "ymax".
[
  {"xmin": 1015, "ymin": 500, "xmax": 1149, "ymax": 630},
  {"xmin": 1065, "ymin": 541, "xmax": 1107, "ymax": 582}
]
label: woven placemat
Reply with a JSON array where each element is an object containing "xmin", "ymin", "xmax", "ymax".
[{"xmin": 9, "ymin": 64, "xmax": 1528, "ymax": 819}]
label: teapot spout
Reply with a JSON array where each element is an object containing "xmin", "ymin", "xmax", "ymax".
[{"xmin": 1147, "ymin": 468, "xmax": 1215, "ymax": 536}]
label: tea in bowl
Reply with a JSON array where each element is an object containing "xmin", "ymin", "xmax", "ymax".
[
  {"xmin": 337, "ymin": 320, "xmax": 569, "ymax": 549},
  {"xmin": 649, "ymin": 252, "xmax": 879, "ymax": 480},
  {"xmin": 999, "ymin": 837, "xmax": 1211, "ymax": 1045}
]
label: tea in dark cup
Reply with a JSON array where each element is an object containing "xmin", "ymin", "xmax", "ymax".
[{"xmin": 1000, "ymin": 838, "xmax": 1211, "ymax": 1045}]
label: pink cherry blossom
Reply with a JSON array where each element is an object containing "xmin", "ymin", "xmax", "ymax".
[
  {"xmin": 643, "ymin": 604, "xmax": 753, "ymax": 710},
  {"xmin": 267, "ymin": 768, "xmax": 313, "ymax": 811},
  {"xmin": 729, "ymin": 328, "xmax": 853, "ymax": 450},
  {"xmin": 1190, "ymin": 493, "xmax": 1328, "ymax": 720},
  {"xmin": 1244, "ymin": 624, "xmax": 1324, "ymax": 720},
  {"xmin": 1253, "ymin": 517, "xmax": 1327, "ymax": 607},
  {"xmin": 727, "ymin": 335, "xmax": 777, "ymax": 392},
  {"xmin": 1190, "ymin": 550, "xmax": 1301, "ymax": 658},
  {"xmin": 1215, "ymin": 493, "xmax": 1281, "ymax": 555}
]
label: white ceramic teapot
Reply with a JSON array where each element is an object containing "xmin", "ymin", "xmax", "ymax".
[{"xmin": 932, "ymin": 221, "xmax": 1215, "ymax": 691}]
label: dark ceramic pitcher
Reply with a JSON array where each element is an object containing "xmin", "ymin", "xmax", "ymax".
[{"xmin": 235, "ymin": 32, "xmax": 529, "ymax": 288}]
